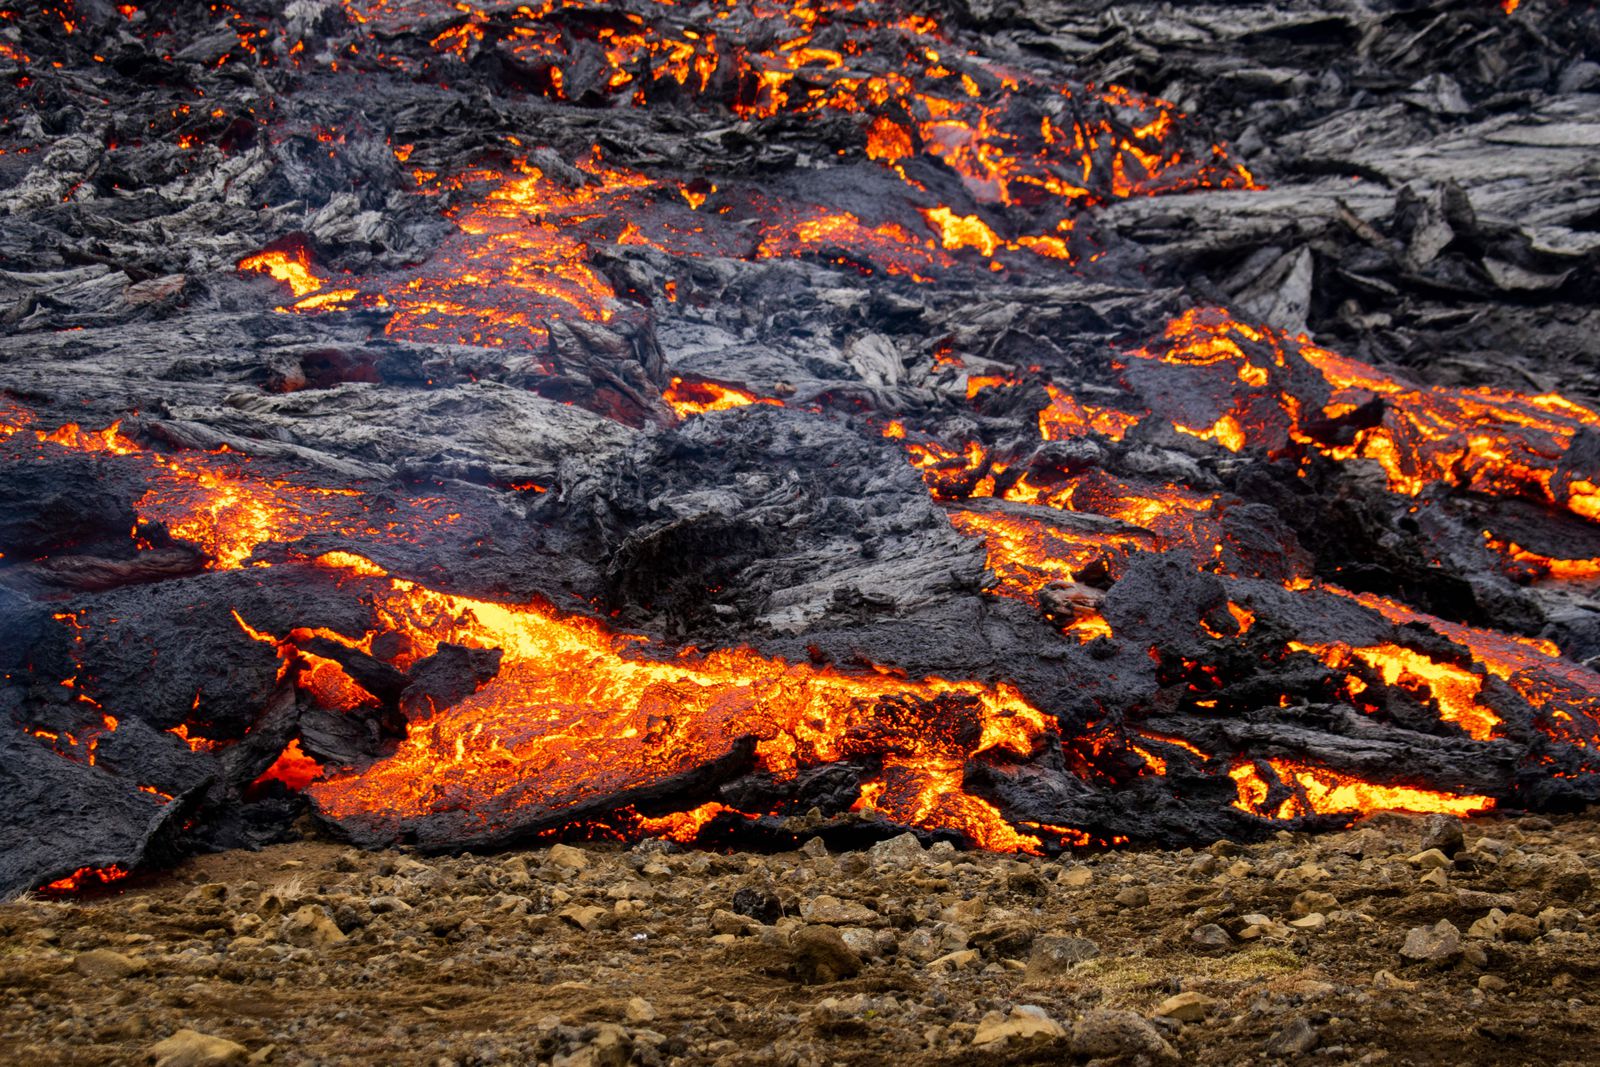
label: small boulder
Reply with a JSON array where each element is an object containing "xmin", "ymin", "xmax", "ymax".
[
  {"xmin": 1419, "ymin": 814, "xmax": 1465, "ymax": 857},
  {"xmin": 280, "ymin": 906, "xmax": 346, "ymax": 948},
  {"xmin": 790, "ymin": 924, "xmax": 862, "ymax": 984},
  {"xmin": 146, "ymin": 1029, "xmax": 248, "ymax": 1067},
  {"xmin": 1153, "ymin": 991, "xmax": 1218, "ymax": 1023},
  {"xmin": 1024, "ymin": 935, "xmax": 1100, "ymax": 981},
  {"xmin": 74, "ymin": 948, "xmax": 146, "ymax": 980},
  {"xmin": 546, "ymin": 843, "xmax": 590, "ymax": 872},
  {"xmin": 973, "ymin": 1005, "xmax": 1065, "ymax": 1047},
  {"xmin": 1071, "ymin": 1009, "xmax": 1179, "ymax": 1062},
  {"xmin": 1191, "ymin": 923, "xmax": 1233, "ymax": 949},
  {"xmin": 1400, "ymin": 920, "xmax": 1461, "ymax": 963}
]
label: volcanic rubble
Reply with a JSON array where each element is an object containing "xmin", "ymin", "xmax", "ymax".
[
  {"xmin": 1, "ymin": 813, "xmax": 1598, "ymax": 1065},
  {"xmin": 0, "ymin": 0, "xmax": 1598, "ymax": 975}
]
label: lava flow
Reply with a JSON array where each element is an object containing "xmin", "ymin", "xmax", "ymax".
[
  {"xmin": 238, "ymin": 0, "xmax": 1262, "ymax": 352},
  {"xmin": 291, "ymin": 551, "xmax": 1056, "ymax": 852},
  {"xmin": 4, "ymin": 0, "xmax": 1598, "ymax": 901}
]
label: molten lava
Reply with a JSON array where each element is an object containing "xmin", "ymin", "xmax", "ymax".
[
  {"xmin": 291, "ymin": 550, "xmax": 1055, "ymax": 852},
  {"xmin": 663, "ymin": 377, "xmax": 785, "ymax": 420},
  {"xmin": 1231, "ymin": 759, "xmax": 1493, "ymax": 820}
]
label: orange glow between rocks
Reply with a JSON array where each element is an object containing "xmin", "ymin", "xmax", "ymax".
[
  {"xmin": 662, "ymin": 377, "xmax": 784, "ymax": 419},
  {"xmin": 42, "ymin": 864, "xmax": 131, "ymax": 894},
  {"xmin": 1288, "ymin": 641, "xmax": 1501, "ymax": 742},
  {"xmin": 290, "ymin": 551, "xmax": 1054, "ymax": 852},
  {"xmin": 239, "ymin": 246, "xmax": 326, "ymax": 298},
  {"xmin": 1231, "ymin": 759, "xmax": 1494, "ymax": 821},
  {"xmin": 252, "ymin": 739, "xmax": 324, "ymax": 791}
]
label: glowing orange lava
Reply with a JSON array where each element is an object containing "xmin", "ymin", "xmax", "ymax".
[
  {"xmin": 239, "ymin": 246, "xmax": 326, "ymax": 298},
  {"xmin": 42, "ymin": 864, "xmax": 131, "ymax": 894},
  {"xmin": 1230, "ymin": 759, "xmax": 1493, "ymax": 820},
  {"xmin": 663, "ymin": 377, "xmax": 784, "ymax": 419},
  {"xmin": 293, "ymin": 551, "xmax": 1053, "ymax": 851},
  {"xmin": 252, "ymin": 739, "xmax": 324, "ymax": 791}
]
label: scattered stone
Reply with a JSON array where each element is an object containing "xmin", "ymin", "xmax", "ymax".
[
  {"xmin": 1420, "ymin": 815, "xmax": 1466, "ymax": 857},
  {"xmin": 1290, "ymin": 890, "xmax": 1338, "ymax": 917},
  {"xmin": 1191, "ymin": 923, "xmax": 1233, "ymax": 949},
  {"xmin": 1070, "ymin": 1009, "xmax": 1179, "ymax": 1063},
  {"xmin": 1408, "ymin": 848, "xmax": 1452, "ymax": 871},
  {"xmin": 1024, "ymin": 935, "xmax": 1100, "ymax": 980},
  {"xmin": 74, "ymin": 948, "xmax": 146, "ymax": 979},
  {"xmin": 546, "ymin": 844, "xmax": 590, "ymax": 872},
  {"xmin": 1478, "ymin": 975, "xmax": 1509, "ymax": 994},
  {"xmin": 1059, "ymin": 866, "xmax": 1093, "ymax": 889},
  {"xmin": 1153, "ymin": 991, "xmax": 1218, "ymax": 1023},
  {"xmin": 1289, "ymin": 913, "xmax": 1326, "ymax": 931},
  {"xmin": 1400, "ymin": 920, "xmax": 1461, "ymax": 963},
  {"xmin": 280, "ymin": 906, "xmax": 346, "ymax": 948},
  {"xmin": 789, "ymin": 925, "xmax": 863, "ymax": 984},
  {"xmin": 1265, "ymin": 1017, "xmax": 1320, "ymax": 1056},
  {"xmin": 625, "ymin": 997, "xmax": 657, "ymax": 1024},
  {"xmin": 866, "ymin": 833, "xmax": 925, "ymax": 865},
  {"xmin": 1114, "ymin": 886, "xmax": 1150, "ymax": 908},
  {"xmin": 731, "ymin": 887, "xmax": 781, "ymax": 924},
  {"xmin": 1373, "ymin": 970, "xmax": 1418, "ymax": 991},
  {"xmin": 557, "ymin": 905, "xmax": 612, "ymax": 932},
  {"xmin": 973, "ymin": 1005, "xmax": 1065, "ymax": 1046},
  {"xmin": 1500, "ymin": 913, "xmax": 1540, "ymax": 943},
  {"xmin": 146, "ymin": 1029, "xmax": 248, "ymax": 1067},
  {"xmin": 799, "ymin": 894, "xmax": 878, "ymax": 925}
]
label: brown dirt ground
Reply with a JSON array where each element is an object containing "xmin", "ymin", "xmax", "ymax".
[{"xmin": 2, "ymin": 810, "xmax": 1597, "ymax": 1066}]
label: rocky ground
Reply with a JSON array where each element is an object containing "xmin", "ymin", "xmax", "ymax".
[{"xmin": 2, "ymin": 810, "xmax": 1597, "ymax": 1066}]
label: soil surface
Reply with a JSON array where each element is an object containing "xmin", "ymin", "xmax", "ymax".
[{"xmin": 2, "ymin": 811, "xmax": 1597, "ymax": 1066}]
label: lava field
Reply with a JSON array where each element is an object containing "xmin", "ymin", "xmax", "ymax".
[{"xmin": 1, "ymin": 0, "xmax": 1599, "ymax": 898}]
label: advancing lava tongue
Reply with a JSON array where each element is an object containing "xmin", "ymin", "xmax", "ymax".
[{"xmin": 292, "ymin": 553, "xmax": 1055, "ymax": 852}]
